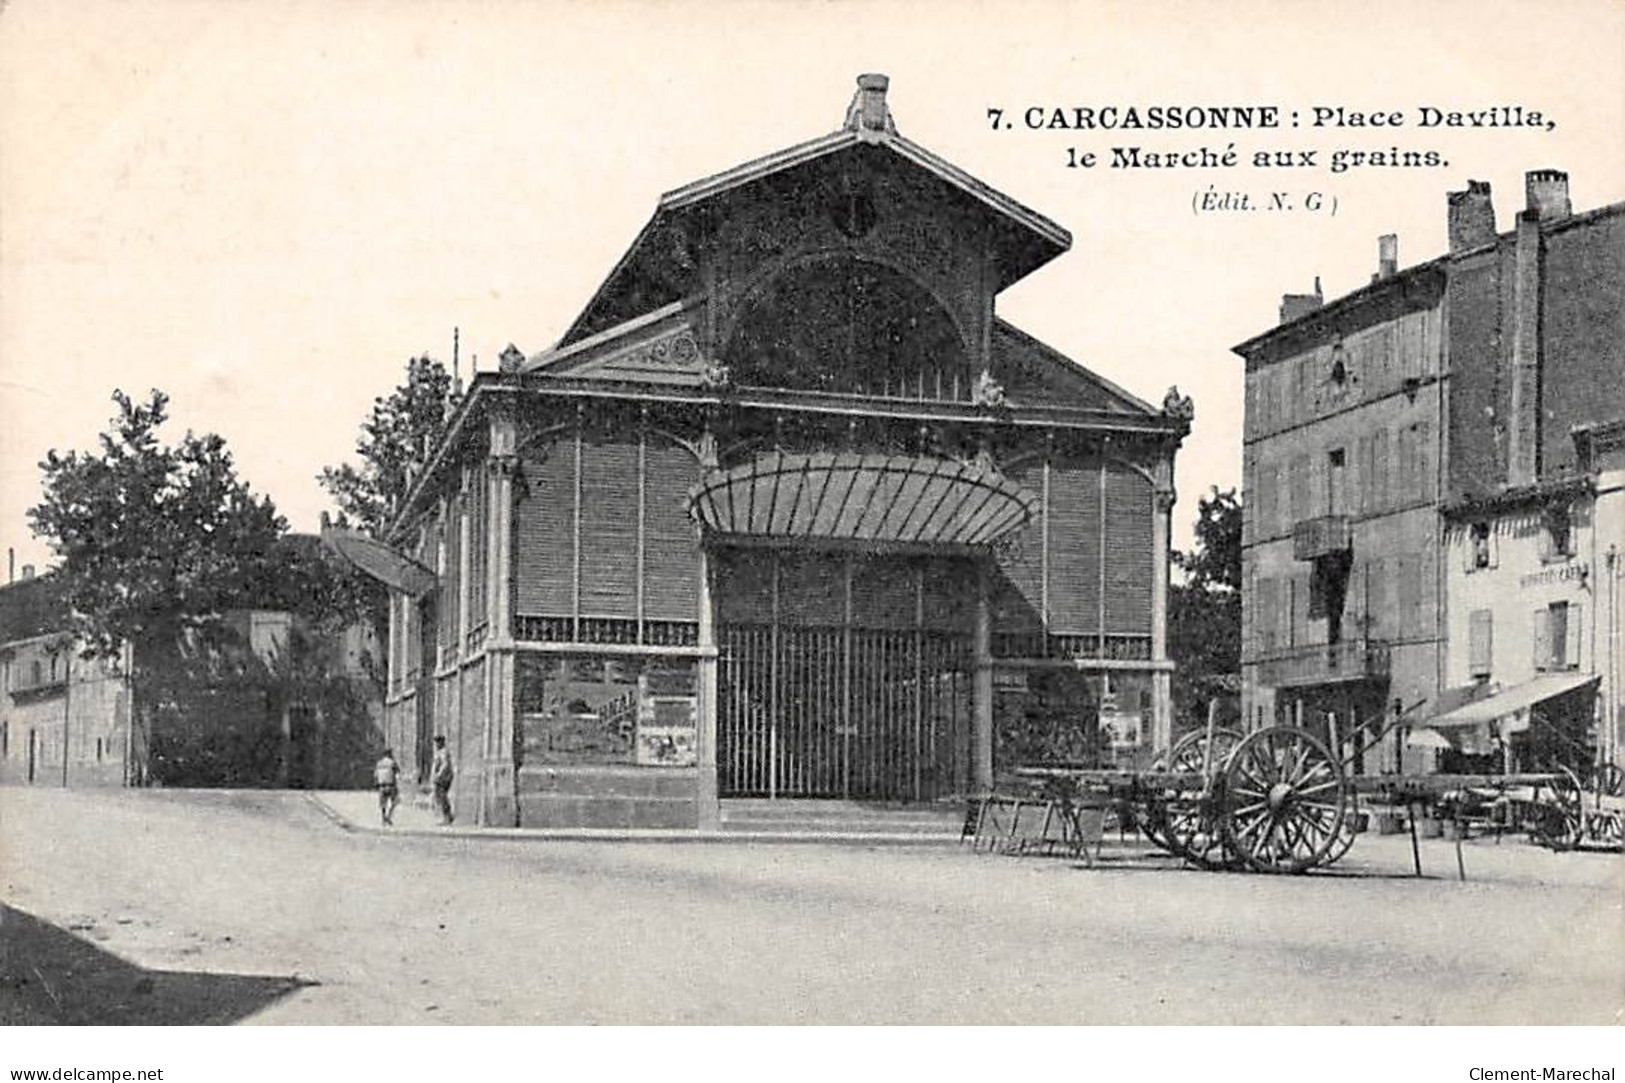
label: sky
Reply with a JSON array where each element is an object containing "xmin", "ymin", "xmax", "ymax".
[{"xmin": 3, "ymin": 0, "xmax": 1623, "ymax": 575}]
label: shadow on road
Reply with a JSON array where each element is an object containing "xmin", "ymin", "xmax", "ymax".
[{"xmin": 0, "ymin": 905, "xmax": 312, "ymax": 1024}]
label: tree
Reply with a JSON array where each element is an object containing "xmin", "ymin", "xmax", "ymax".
[
  {"xmin": 29, "ymin": 389, "xmax": 286, "ymax": 658},
  {"xmin": 319, "ymin": 356, "xmax": 460, "ymax": 538},
  {"xmin": 30, "ymin": 390, "xmax": 382, "ymax": 787},
  {"xmin": 1168, "ymin": 487, "xmax": 1243, "ymax": 734}
]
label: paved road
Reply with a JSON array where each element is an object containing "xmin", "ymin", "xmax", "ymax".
[{"xmin": 2, "ymin": 786, "xmax": 1620, "ymax": 1024}]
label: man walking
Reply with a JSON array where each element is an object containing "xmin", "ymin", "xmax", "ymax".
[
  {"xmin": 430, "ymin": 735, "xmax": 455, "ymax": 825},
  {"xmin": 374, "ymin": 748, "xmax": 401, "ymax": 826}
]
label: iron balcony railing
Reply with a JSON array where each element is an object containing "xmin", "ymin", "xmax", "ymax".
[
  {"xmin": 1256, "ymin": 638, "xmax": 1390, "ymax": 688},
  {"xmin": 1293, "ymin": 514, "xmax": 1351, "ymax": 561}
]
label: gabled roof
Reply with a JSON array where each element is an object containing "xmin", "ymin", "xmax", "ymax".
[
  {"xmin": 558, "ymin": 75, "xmax": 1071, "ymax": 347},
  {"xmin": 992, "ymin": 320, "xmax": 1160, "ymax": 415}
]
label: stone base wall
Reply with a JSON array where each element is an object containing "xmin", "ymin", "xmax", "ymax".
[{"xmin": 518, "ymin": 765, "xmax": 700, "ymax": 829}]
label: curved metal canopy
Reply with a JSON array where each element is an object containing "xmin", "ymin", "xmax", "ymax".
[
  {"xmin": 322, "ymin": 529, "xmax": 438, "ymax": 598},
  {"xmin": 688, "ymin": 452, "xmax": 1038, "ymax": 547}
]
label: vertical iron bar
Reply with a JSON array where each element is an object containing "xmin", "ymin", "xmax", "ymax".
[{"xmin": 770, "ymin": 555, "xmax": 780, "ymax": 800}]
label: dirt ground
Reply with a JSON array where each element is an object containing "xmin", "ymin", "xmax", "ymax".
[{"xmin": 1, "ymin": 786, "xmax": 1620, "ymax": 1024}]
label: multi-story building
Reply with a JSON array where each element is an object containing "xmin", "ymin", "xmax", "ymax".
[
  {"xmin": 1235, "ymin": 234, "xmax": 1445, "ymax": 772},
  {"xmin": 378, "ymin": 75, "xmax": 1190, "ymax": 829},
  {"xmin": 1236, "ymin": 170, "xmax": 1624, "ymax": 776},
  {"xmin": 0, "ymin": 546, "xmax": 384, "ymax": 789},
  {"xmin": 1431, "ymin": 178, "xmax": 1624, "ymax": 774},
  {"xmin": 0, "ymin": 569, "xmax": 134, "ymax": 787}
]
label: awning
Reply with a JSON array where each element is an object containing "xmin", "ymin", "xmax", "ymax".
[
  {"xmin": 1430, "ymin": 673, "xmax": 1600, "ymax": 730},
  {"xmin": 687, "ymin": 452, "xmax": 1039, "ymax": 547},
  {"xmin": 1405, "ymin": 727, "xmax": 1452, "ymax": 750},
  {"xmin": 322, "ymin": 529, "xmax": 438, "ymax": 597}
]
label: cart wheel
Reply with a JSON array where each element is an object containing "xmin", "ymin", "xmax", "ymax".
[
  {"xmin": 1155, "ymin": 728, "xmax": 1244, "ymax": 869},
  {"xmin": 1321, "ymin": 786, "xmax": 1361, "ymax": 867},
  {"xmin": 1219, "ymin": 726, "xmax": 1347, "ymax": 874},
  {"xmin": 1535, "ymin": 767, "xmax": 1584, "ymax": 851}
]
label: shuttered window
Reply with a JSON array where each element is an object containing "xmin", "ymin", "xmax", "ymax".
[
  {"xmin": 642, "ymin": 436, "xmax": 700, "ymax": 621},
  {"xmin": 579, "ymin": 436, "xmax": 639, "ymax": 618},
  {"xmin": 515, "ymin": 443, "xmax": 575, "ymax": 617},
  {"xmin": 1045, "ymin": 460, "xmax": 1102, "ymax": 635},
  {"xmin": 1103, "ymin": 464, "xmax": 1153, "ymax": 635},
  {"xmin": 1467, "ymin": 609, "xmax": 1492, "ymax": 678}
]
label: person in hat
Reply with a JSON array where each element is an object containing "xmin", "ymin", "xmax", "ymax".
[
  {"xmin": 374, "ymin": 747, "xmax": 401, "ymax": 826},
  {"xmin": 430, "ymin": 735, "xmax": 455, "ymax": 825}
]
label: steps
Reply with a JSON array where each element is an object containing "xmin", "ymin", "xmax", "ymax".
[{"xmin": 720, "ymin": 798, "xmax": 965, "ymax": 838}]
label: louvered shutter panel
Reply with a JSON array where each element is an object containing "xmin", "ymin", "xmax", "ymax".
[
  {"xmin": 1565, "ymin": 604, "xmax": 1583, "ymax": 669},
  {"xmin": 1468, "ymin": 609, "xmax": 1492, "ymax": 678},
  {"xmin": 1532, "ymin": 607, "xmax": 1551, "ymax": 671}
]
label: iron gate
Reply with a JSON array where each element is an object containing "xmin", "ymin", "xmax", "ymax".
[{"xmin": 718, "ymin": 622, "xmax": 970, "ymax": 801}]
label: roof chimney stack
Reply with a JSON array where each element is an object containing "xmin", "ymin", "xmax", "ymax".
[
  {"xmin": 1447, "ymin": 180, "xmax": 1497, "ymax": 252},
  {"xmin": 845, "ymin": 74, "xmax": 896, "ymax": 136},
  {"xmin": 21, "ymin": 564, "xmax": 35, "ymax": 581},
  {"xmin": 1278, "ymin": 275, "xmax": 1324, "ymax": 325},
  {"xmin": 1375, "ymin": 234, "xmax": 1399, "ymax": 280},
  {"xmin": 1524, "ymin": 169, "xmax": 1571, "ymax": 221}
]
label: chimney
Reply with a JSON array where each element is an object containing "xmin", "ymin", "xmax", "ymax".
[
  {"xmin": 844, "ymin": 73, "xmax": 896, "ymax": 135},
  {"xmin": 1375, "ymin": 234, "xmax": 1399, "ymax": 280},
  {"xmin": 1524, "ymin": 169, "xmax": 1571, "ymax": 221},
  {"xmin": 1507, "ymin": 205, "xmax": 1544, "ymax": 486},
  {"xmin": 1447, "ymin": 180, "xmax": 1497, "ymax": 252},
  {"xmin": 1278, "ymin": 275, "xmax": 1323, "ymax": 325},
  {"xmin": 21, "ymin": 564, "xmax": 35, "ymax": 581}
]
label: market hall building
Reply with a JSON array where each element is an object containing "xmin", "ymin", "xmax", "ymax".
[{"xmin": 377, "ymin": 76, "xmax": 1191, "ymax": 828}]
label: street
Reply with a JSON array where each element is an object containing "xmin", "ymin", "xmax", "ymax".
[{"xmin": 1, "ymin": 786, "xmax": 1621, "ymax": 1025}]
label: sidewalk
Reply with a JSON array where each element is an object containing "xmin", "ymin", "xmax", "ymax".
[{"xmin": 306, "ymin": 790, "xmax": 965, "ymax": 846}]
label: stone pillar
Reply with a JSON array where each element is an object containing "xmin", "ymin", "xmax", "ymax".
[
  {"xmin": 973, "ymin": 558, "xmax": 994, "ymax": 792},
  {"xmin": 696, "ymin": 544, "xmax": 720, "ymax": 830},
  {"xmin": 484, "ymin": 408, "xmax": 519, "ymax": 827},
  {"xmin": 1151, "ymin": 463, "xmax": 1176, "ymax": 755}
]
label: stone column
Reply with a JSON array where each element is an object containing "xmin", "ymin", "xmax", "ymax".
[
  {"xmin": 695, "ymin": 422, "xmax": 721, "ymax": 829},
  {"xmin": 696, "ymin": 543, "xmax": 720, "ymax": 830},
  {"xmin": 484, "ymin": 407, "xmax": 519, "ymax": 827},
  {"xmin": 1152, "ymin": 460, "xmax": 1176, "ymax": 755},
  {"xmin": 973, "ymin": 558, "xmax": 994, "ymax": 792}
]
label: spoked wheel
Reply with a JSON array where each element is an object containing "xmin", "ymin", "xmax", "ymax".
[
  {"xmin": 1533, "ymin": 766, "xmax": 1584, "ymax": 851},
  {"xmin": 1219, "ymin": 726, "xmax": 1348, "ymax": 874},
  {"xmin": 1148, "ymin": 728, "xmax": 1243, "ymax": 869},
  {"xmin": 1590, "ymin": 763, "xmax": 1624, "ymax": 798},
  {"xmin": 1321, "ymin": 786, "xmax": 1361, "ymax": 867}
]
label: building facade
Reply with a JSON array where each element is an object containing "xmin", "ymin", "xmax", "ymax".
[
  {"xmin": 1237, "ymin": 170, "xmax": 1624, "ymax": 776},
  {"xmin": 381, "ymin": 75, "xmax": 1190, "ymax": 829},
  {"xmin": 0, "ymin": 563, "xmax": 384, "ymax": 790}
]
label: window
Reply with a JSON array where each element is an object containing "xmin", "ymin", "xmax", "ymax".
[
  {"xmin": 31, "ymin": 660, "xmax": 42, "ymax": 687},
  {"xmin": 1327, "ymin": 448, "xmax": 1347, "ymax": 516},
  {"xmin": 1468, "ymin": 609, "xmax": 1493, "ymax": 678},
  {"xmin": 1540, "ymin": 504, "xmax": 1575, "ymax": 563},
  {"xmin": 1468, "ymin": 522, "xmax": 1494, "ymax": 571},
  {"xmin": 1534, "ymin": 601, "xmax": 1582, "ymax": 670}
]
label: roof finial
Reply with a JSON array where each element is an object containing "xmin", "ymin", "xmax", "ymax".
[{"xmin": 844, "ymin": 73, "xmax": 896, "ymax": 136}]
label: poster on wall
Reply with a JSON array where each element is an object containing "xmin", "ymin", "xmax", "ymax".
[{"xmin": 635, "ymin": 667, "xmax": 698, "ymax": 767}]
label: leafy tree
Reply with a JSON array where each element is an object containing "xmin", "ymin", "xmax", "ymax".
[
  {"xmin": 1168, "ymin": 487, "xmax": 1243, "ymax": 734},
  {"xmin": 29, "ymin": 389, "xmax": 286, "ymax": 658},
  {"xmin": 30, "ymin": 389, "xmax": 383, "ymax": 786},
  {"xmin": 319, "ymin": 356, "xmax": 460, "ymax": 538}
]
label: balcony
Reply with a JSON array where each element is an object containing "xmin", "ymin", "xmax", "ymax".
[
  {"xmin": 1256, "ymin": 639, "xmax": 1390, "ymax": 688},
  {"xmin": 1293, "ymin": 515, "xmax": 1351, "ymax": 561}
]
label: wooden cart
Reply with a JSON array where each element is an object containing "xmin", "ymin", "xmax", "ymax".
[{"xmin": 968, "ymin": 715, "xmax": 1623, "ymax": 874}]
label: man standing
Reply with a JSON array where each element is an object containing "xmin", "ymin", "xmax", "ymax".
[
  {"xmin": 374, "ymin": 748, "xmax": 400, "ymax": 826},
  {"xmin": 430, "ymin": 735, "xmax": 455, "ymax": 825}
]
